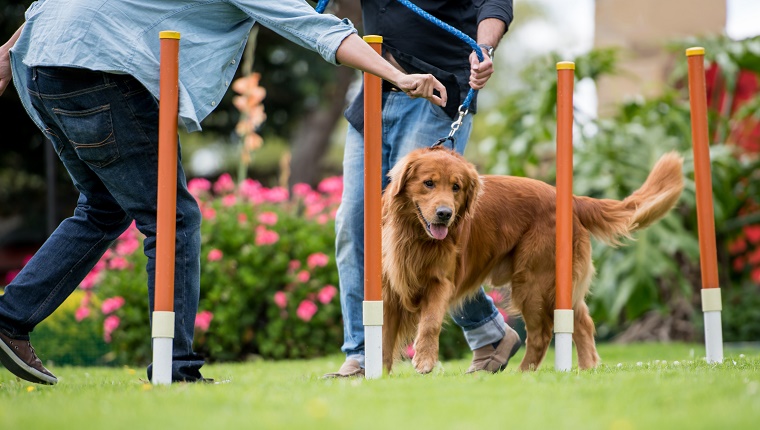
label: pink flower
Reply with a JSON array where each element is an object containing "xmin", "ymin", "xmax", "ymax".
[
  {"xmin": 208, "ymin": 249, "xmax": 223, "ymax": 262},
  {"xmin": 213, "ymin": 173, "xmax": 235, "ymax": 194},
  {"xmin": 108, "ymin": 256, "xmax": 130, "ymax": 270},
  {"xmin": 288, "ymin": 260, "xmax": 301, "ymax": 271},
  {"xmin": 222, "ymin": 194, "xmax": 237, "ymax": 207},
  {"xmin": 318, "ymin": 176, "xmax": 343, "ymax": 195},
  {"xmin": 239, "ymin": 179, "xmax": 264, "ymax": 203},
  {"xmin": 4, "ymin": 269, "xmax": 19, "ymax": 284},
  {"xmin": 238, "ymin": 213, "xmax": 248, "ymax": 225},
  {"xmin": 202, "ymin": 207, "xmax": 217, "ymax": 220},
  {"xmin": 103, "ymin": 315, "xmax": 121, "ymax": 343},
  {"xmin": 101, "ymin": 296, "xmax": 125, "ymax": 314},
  {"xmin": 274, "ymin": 291, "xmax": 288, "ymax": 309},
  {"xmin": 79, "ymin": 271, "xmax": 102, "ymax": 290},
  {"xmin": 75, "ymin": 306, "xmax": 90, "ymax": 322},
  {"xmin": 307, "ymin": 252, "xmax": 329, "ymax": 269},
  {"xmin": 195, "ymin": 310, "xmax": 214, "ymax": 331},
  {"xmin": 292, "ymin": 183, "xmax": 312, "ymax": 198},
  {"xmin": 115, "ymin": 236, "xmax": 139, "ymax": 256},
  {"xmin": 296, "ymin": 300, "xmax": 318, "ymax": 322},
  {"xmin": 258, "ymin": 211, "xmax": 278, "ymax": 226},
  {"xmin": 317, "ymin": 214, "xmax": 329, "ymax": 225},
  {"xmin": 317, "ymin": 285, "xmax": 337, "ymax": 304},
  {"xmin": 188, "ymin": 178, "xmax": 211, "ymax": 196},
  {"xmin": 255, "ymin": 226, "xmax": 279, "ymax": 246},
  {"xmin": 306, "ymin": 202, "xmax": 326, "ymax": 218},
  {"xmin": 296, "ymin": 270, "xmax": 310, "ymax": 283},
  {"xmin": 405, "ymin": 344, "xmax": 415, "ymax": 358},
  {"xmin": 486, "ymin": 290, "xmax": 504, "ymax": 305},
  {"xmin": 263, "ymin": 187, "xmax": 289, "ymax": 203}
]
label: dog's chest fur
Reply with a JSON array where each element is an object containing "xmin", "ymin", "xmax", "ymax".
[{"xmin": 382, "ymin": 213, "xmax": 460, "ymax": 311}]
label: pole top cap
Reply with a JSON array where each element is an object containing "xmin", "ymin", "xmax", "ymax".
[
  {"xmin": 556, "ymin": 61, "xmax": 575, "ymax": 70},
  {"xmin": 159, "ymin": 31, "xmax": 181, "ymax": 40},
  {"xmin": 686, "ymin": 47, "xmax": 705, "ymax": 57},
  {"xmin": 363, "ymin": 35, "xmax": 383, "ymax": 44}
]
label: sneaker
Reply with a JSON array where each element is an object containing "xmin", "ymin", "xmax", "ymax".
[
  {"xmin": 0, "ymin": 331, "xmax": 58, "ymax": 385},
  {"xmin": 466, "ymin": 325, "xmax": 522, "ymax": 374},
  {"xmin": 322, "ymin": 358, "xmax": 365, "ymax": 378}
]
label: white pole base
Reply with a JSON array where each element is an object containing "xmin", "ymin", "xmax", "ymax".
[
  {"xmin": 365, "ymin": 325, "xmax": 382, "ymax": 379},
  {"xmin": 555, "ymin": 332, "xmax": 573, "ymax": 371},
  {"xmin": 703, "ymin": 310, "xmax": 724, "ymax": 364},
  {"xmin": 554, "ymin": 309, "xmax": 574, "ymax": 371},
  {"xmin": 151, "ymin": 311, "xmax": 175, "ymax": 385},
  {"xmin": 152, "ymin": 337, "xmax": 173, "ymax": 385}
]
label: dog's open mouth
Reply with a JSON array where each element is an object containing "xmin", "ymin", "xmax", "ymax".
[{"xmin": 416, "ymin": 204, "xmax": 449, "ymax": 240}]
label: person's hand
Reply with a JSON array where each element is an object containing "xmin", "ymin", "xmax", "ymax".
[
  {"xmin": 395, "ymin": 73, "xmax": 447, "ymax": 107},
  {"xmin": 0, "ymin": 47, "xmax": 12, "ymax": 96},
  {"xmin": 469, "ymin": 47, "xmax": 495, "ymax": 90}
]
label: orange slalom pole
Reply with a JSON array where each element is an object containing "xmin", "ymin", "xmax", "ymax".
[
  {"xmin": 152, "ymin": 31, "xmax": 180, "ymax": 385},
  {"xmin": 686, "ymin": 47, "xmax": 723, "ymax": 363},
  {"xmin": 155, "ymin": 32, "xmax": 180, "ymax": 314},
  {"xmin": 363, "ymin": 35, "xmax": 383, "ymax": 379},
  {"xmin": 363, "ymin": 36, "xmax": 382, "ymax": 304},
  {"xmin": 554, "ymin": 61, "xmax": 575, "ymax": 371},
  {"xmin": 686, "ymin": 47, "xmax": 719, "ymax": 291}
]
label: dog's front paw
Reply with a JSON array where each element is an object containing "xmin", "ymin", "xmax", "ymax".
[{"xmin": 412, "ymin": 351, "xmax": 439, "ymax": 374}]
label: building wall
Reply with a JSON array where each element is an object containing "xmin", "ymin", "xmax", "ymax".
[{"xmin": 594, "ymin": 0, "xmax": 726, "ymax": 114}]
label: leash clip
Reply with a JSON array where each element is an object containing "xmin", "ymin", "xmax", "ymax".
[
  {"xmin": 431, "ymin": 105, "xmax": 468, "ymax": 149},
  {"xmin": 448, "ymin": 105, "xmax": 468, "ymax": 139}
]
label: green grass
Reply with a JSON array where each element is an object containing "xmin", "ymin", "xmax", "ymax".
[{"xmin": 2, "ymin": 343, "xmax": 759, "ymax": 429}]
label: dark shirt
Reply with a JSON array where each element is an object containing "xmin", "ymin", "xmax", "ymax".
[{"xmin": 345, "ymin": 0, "xmax": 514, "ymax": 133}]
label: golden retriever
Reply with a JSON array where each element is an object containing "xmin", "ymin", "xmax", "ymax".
[{"xmin": 381, "ymin": 146, "xmax": 684, "ymax": 374}]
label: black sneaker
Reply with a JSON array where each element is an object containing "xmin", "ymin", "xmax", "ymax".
[{"xmin": 0, "ymin": 331, "xmax": 58, "ymax": 385}]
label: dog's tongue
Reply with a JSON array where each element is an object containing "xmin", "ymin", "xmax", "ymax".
[{"xmin": 430, "ymin": 224, "xmax": 449, "ymax": 240}]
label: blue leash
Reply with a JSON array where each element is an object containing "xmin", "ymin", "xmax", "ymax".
[
  {"xmin": 315, "ymin": 0, "xmax": 329, "ymax": 13},
  {"xmin": 315, "ymin": 0, "xmax": 482, "ymax": 146}
]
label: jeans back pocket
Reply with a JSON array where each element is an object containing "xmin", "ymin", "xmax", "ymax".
[{"xmin": 53, "ymin": 104, "xmax": 120, "ymax": 168}]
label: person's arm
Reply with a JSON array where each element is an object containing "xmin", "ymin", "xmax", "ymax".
[
  {"xmin": 469, "ymin": 0, "xmax": 513, "ymax": 90},
  {"xmin": 335, "ymin": 33, "xmax": 447, "ymax": 107},
  {"xmin": 0, "ymin": 25, "xmax": 24, "ymax": 96}
]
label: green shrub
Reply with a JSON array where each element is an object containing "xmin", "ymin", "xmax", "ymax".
[
  {"xmin": 31, "ymin": 290, "xmax": 111, "ymax": 366},
  {"xmin": 77, "ymin": 175, "xmax": 348, "ymax": 365}
]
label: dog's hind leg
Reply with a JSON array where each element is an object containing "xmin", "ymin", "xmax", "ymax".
[
  {"xmin": 573, "ymin": 301, "xmax": 600, "ymax": 369},
  {"xmin": 518, "ymin": 309, "xmax": 553, "ymax": 371},
  {"xmin": 513, "ymin": 272, "xmax": 555, "ymax": 371}
]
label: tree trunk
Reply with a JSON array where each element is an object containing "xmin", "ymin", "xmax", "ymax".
[{"xmin": 288, "ymin": 0, "xmax": 362, "ymax": 188}]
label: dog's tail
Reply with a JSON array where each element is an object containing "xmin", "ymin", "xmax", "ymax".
[{"xmin": 573, "ymin": 152, "xmax": 684, "ymax": 246}]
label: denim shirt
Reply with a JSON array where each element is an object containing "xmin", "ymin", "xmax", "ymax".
[{"xmin": 10, "ymin": 0, "xmax": 357, "ymax": 132}]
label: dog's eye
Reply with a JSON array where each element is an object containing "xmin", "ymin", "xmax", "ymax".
[
  {"xmin": 452, "ymin": 183, "xmax": 461, "ymax": 192},
  {"xmin": 424, "ymin": 180, "xmax": 434, "ymax": 188}
]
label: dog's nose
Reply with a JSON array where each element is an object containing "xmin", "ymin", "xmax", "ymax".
[{"xmin": 436, "ymin": 206, "xmax": 453, "ymax": 222}]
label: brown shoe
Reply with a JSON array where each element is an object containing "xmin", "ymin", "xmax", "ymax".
[
  {"xmin": 466, "ymin": 325, "xmax": 522, "ymax": 374},
  {"xmin": 322, "ymin": 358, "xmax": 365, "ymax": 378},
  {"xmin": 0, "ymin": 331, "xmax": 58, "ymax": 385}
]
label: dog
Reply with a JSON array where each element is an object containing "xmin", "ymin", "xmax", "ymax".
[{"xmin": 381, "ymin": 146, "xmax": 684, "ymax": 374}]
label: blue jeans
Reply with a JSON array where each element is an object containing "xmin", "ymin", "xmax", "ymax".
[
  {"xmin": 335, "ymin": 91, "xmax": 506, "ymax": 365},
  {"xmin": 0, "ymin": 66, "xmax": 204, "ymax": 381}
]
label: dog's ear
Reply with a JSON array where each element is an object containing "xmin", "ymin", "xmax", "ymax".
[
  {"xmin": 458, "ymin": 162, "xmax": 483, "ymax": 221},
  {"xmin": 386, "ymin": 153, "xmax": 418, "ymax": 198}
]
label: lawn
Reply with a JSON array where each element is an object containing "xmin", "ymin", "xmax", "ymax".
[{"xmin": 1, "ymin": 342, "xmax": 759, "ymax": 429}]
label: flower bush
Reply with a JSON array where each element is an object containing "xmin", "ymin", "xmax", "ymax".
[{"xmin": 77, "ymin": 175, "xmax": 345, "ymax": 365}]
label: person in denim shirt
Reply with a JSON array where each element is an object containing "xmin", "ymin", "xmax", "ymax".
[
  {"xmin": 325, "ymin": 0, "xmax": 521, "ymax": 378},
  {"xmin": 0, "ymin": 0, "xmax": 447, "ymax": 385}
]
